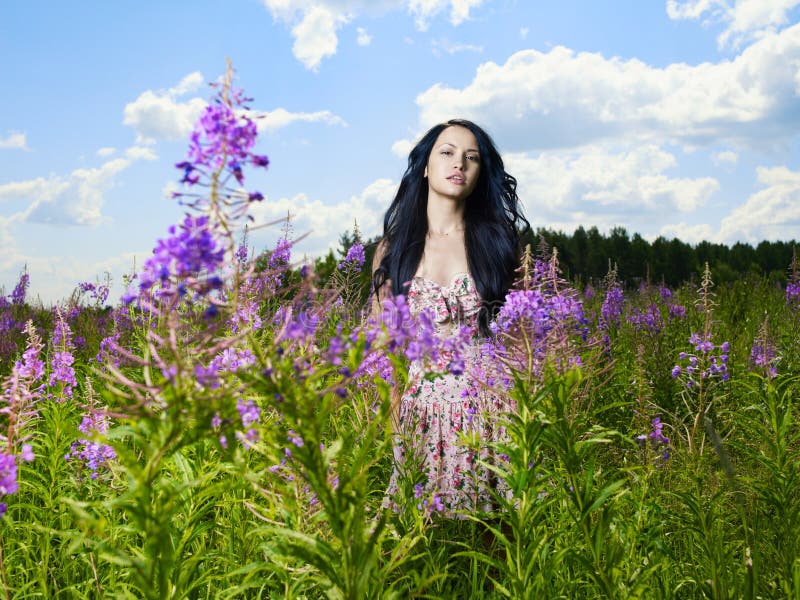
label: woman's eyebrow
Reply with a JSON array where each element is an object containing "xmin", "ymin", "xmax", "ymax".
[{"xmin": 437, "ymin": 142, "xmax": 480, "ymax": 153}]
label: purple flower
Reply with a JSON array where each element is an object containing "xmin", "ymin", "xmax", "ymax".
[
  {"xmin": 626, "ymin": 303, "xmax": 663, "ymax": 335},
  {"xmin": 20, "ymin": 445, "xmax": 34, "ymax": 462},
  {"xmin": 274, "ymin": 307, "xmax": 320, "ymax": 344},
  {"xmin": 787, "ymin": 281, "xmax": 800, "ymax": 305},
  {"xmin": 9, "ymin": 271, "xmax": 29, "ymax": 305},
  {"xmin": 16, "ymin": 343, "xmax": 45, "ymax": 381},
  {"xmin": 139, "ymin": 215, "xmax": 226, "ymax": 294},
  {"xmin": 251, "ymin": 154, "xmax": 269, "ymax": 168},
  {"xmin": 185, "ymin": 103, "xmax": 259, "ymax": 177},
  {"xmin": 49, "ymin": 351, "xmax": 77, "ymax": 398},
  {"xmin": 338, "ymin": 243, "xmax": 365, "ymax": 273},
  {"xmin": 600, "ymin": 286, "xmax": 624, "ymax": 329},
  {"xmin": 637, "ymin": 417, "xmax": 670, "ymax": 464},
  {"xmin": 750, "ymin": 320, "xmax": 780, "ymax": 378},
  {"xmin": 237, "ymin": 399, "xmax": 261, "ymax": 428},
  {"xmin": 668, "ymin": 304, "xmax": 687, "ymax": 320},
  {"xmin": 288, "ymin": 430, "xmax": 304, "ymax": 448},
  {"xmin": 65, "ymin": 412, "xmax": 116, "ymax": 479},
  {"xmin": 269, "ymin": 238, "xmax": 292, "ymax": 268},
  {"xmin": 0, "ymin": 453, "xmax": 18, "ymax": 496},
  {"xmin": 673, "ymin": 333, "xmax": 730, "ymax": 387},
  {"xmin": 210, "ymin": 347, "xmax": 256, "ymax": 374},
  {"xmin": 354, "ymin": 352, "xmax": 394, "ymax": 386}
]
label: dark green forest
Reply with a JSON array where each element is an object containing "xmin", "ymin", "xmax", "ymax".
[{"xmin": 312, "ymin": 225, "xmax": 797, "ymax": 290}]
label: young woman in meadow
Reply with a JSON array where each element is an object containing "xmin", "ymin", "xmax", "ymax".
[{"xmin": 371, "ymin": 119, "xmax": 529, "ymax": 515}]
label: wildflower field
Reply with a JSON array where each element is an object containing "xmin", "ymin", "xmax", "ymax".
[{"xmin": 2, "ymin": 68, "xmax": 799, "ymax": 599}]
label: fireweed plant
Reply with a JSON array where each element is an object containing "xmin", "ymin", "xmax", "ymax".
[
  {"xmin": 671, "ymin": 263, "xmax": 731, "ymax": 454},
  {"xmin": 37, "ymin": 63, "xmax": 458, "ymax": 599},
  {"xmin": 0, "ymin": 64, "xmax": 799, "ymax": 597}
]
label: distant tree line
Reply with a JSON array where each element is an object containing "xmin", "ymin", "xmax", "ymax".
[
  {"xmin": 292, "ymin": 225, "xmax": 797, "ymax": 294},
  {"xmin": 523, "ymin": 226, "xmax": 797, "ymax": 287}
]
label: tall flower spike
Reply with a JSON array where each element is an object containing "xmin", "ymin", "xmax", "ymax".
[
  {"xmin": 49, "ymin": 309, "xmax": 77, "ymax": 400},
  {"xmin": 9, "ymin": 269, "xmax": 29, "ymax": 305},
  {"xmin": 787, "ymin": 247, "xmax": 800, "ymax": 306},
  {"xmin": 750, "ymin": 314, "xmax": 779, "ymax": 379}
]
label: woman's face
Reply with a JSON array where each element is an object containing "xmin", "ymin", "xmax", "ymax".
[{"xmin": 424, "ymin": 125, "xmax": 480, "ymax": 203}]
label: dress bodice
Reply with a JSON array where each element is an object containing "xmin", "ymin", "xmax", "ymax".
[{"xmin": 407, "ymin": 273, "xmax": 482, "ymax": 332}]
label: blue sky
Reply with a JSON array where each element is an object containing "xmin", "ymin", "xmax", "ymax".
[{"xmin": 2, "ymin": 0, "xmax": 799, "ymax": 303}]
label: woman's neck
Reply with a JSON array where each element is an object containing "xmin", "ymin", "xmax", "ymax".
[{"xmin": 426, "ymin": 199, "xmax": 464, "ymax": 236}]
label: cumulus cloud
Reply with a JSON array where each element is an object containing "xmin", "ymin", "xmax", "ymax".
[
  {"xmin": 123, "ymin": 71, "xmax": 347, "ymax": 142},
  {"xmin": 125, "ymin": 146, "xmax": 158, "ymax": 161},
  {"xmin": 356, "ymin": 26, "xmax": 372, "ymax": 45},
  {"xmin": 719, "ymin": 165, "xmax": 800, "ymax": 241},
  {"xmin": 0, "ymin": 132, "xmax": 28, "ymax": 150},
  {"xmin": 0, "ymin": 149, "xmax": 160, "ymax": 227},
  {"xmin": 431, "ymin": 38, "xmax": 483, "ymax": 56},
  {"xmin": 0, "ymin": 177, "xmax": 71, "ymax": 208},
  {"xmin": 123, "ymin": 72, "xmax": 208, "ymax": 143},
  {"xmin": 247, "ymin": 177, "xmax": 396, "ymax": 254},
  {"xmin": 291, "ymin": 5, "xmax": 346, "ymax": 70},
  {"xmin": 26, "ymin": 158, "xmax": 131, "ymax": 226},
  {"xmin": 255, "ymin": 108, "xmax": 347, "ymax": 132},
  {"xmin": 666, "ymin": 0, "xmax": 800, "ymax": 48},
  {"xmin": 504, "ymin": 144, "xmax": 719, "ymax": 232},
  {"xmin": 399, "ymin": 24, "xmax": 800, "ymax": 153},
  {"xmin": 658, "ymin": 222, "xmax": 717, "ymax": 244},
  {"xmin": 0, "ymin": 246, "xmax": 145, "ymax": 305},
  {"xmin": 712, "ymin": 149, "xmax": 739, "ymax": 164},
  {"xmin": 97, "ymin": 147, "xmax": 117, "ymax": 157},
  {"xmin": 261, "ymin": 0, "xmax": 487, "ymax": 69},
  {"xmin": 408, "ymin": 0, "xmax": 486, "ymax": 29}
]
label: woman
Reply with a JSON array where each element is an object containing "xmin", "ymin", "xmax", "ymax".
[{"xmin": 372, "ymin": 119, "xmax": 529, "ymax": 515}]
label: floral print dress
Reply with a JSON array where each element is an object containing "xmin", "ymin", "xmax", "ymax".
[{"xmin": 385, "ymin": 273, "xmax": 509, "ymax": 516}]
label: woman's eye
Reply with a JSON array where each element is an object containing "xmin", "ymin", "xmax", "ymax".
[
  {"xmin": 467, "ymin": 155, "xmax": 479, "ymax": 162},
  {"xmin": 440, "ymin": 150, "xmax": 452, "ymax": 156}
]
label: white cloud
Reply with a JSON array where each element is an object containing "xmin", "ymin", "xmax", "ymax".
[
  {"xmin": 256, "ymin": 108, "xmax": 347, "ymax": 132},
  {"xmin": 123, "ymin": 72, "xmax": 208, "ymax": 143},
  {"xmin": 399, "ymin": 24, "xmax": 800, "ymax": 153},
  {"xmin": 0, "ymin": 177, "xmax": 70, "ymax": 207},
  {"xmin": 248, "ymin": 177, "xmax": 396, "ymax": 254},
  {"xmin": 431, "ymin": 38, "xmax": 483, "ymax": 56},
  {"xmin": 97, "ymin": 147, "xmax": 117, "ymax": 157},
  {"xmin": 291, "ymin": 5, "xmax": 347, "ymax": 71},
  {"xmin": 0, "ymin": 155, "xmax": 143, "ymax": 227},
  {"xmin": 719, "ymin": 165, "xmax": 800, "ymax": 241},
  {"xmin": 0, "ymin": 247, "xmax": 145, "ymax": 305},
  {"xmin": 391, "ymin": 138, "xmax": 414, "ymax": 157},
  {"xmin": 124, "ymin": 71, "xmax": 345, "ymax": 141},
  {"xmin": 519, "ymin": 27, "xmax": 529, "ymax": 39},
  {"xmin": 658, "ymin": 222, "xmax": 716, "ymax": 244},
  {"xmin": 504, "ymin": 144, "xmax": 719, "ymax": 232},
  {"xmin": 667, "ymin": 0, "xmax": 800, "ymax": 48},
  {"xmin": 261, "ymin": 0, "xmax": 487, "ymax": 69},
  {"xmin": 125, "ymin": 146, "xmax": 158, "ymax": 161},
  {"xmin": 712, "ymin": 149, "xmax": 739, "ymax": 164},
  {"xmin": 0, "ymin": 132, "xmax": 28, "ymax": 150},
  {"xmin": 408, "ymin": 0, "xmax": 486, "ymax": 29},
  {"xmin": 356, "ymin": 26, "xmax": 372, "ymax": 45}
]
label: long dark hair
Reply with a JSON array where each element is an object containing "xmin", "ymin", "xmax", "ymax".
[{"xmin": 372, "ymin": 119, "xmax": 529, "ymax": 334}]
